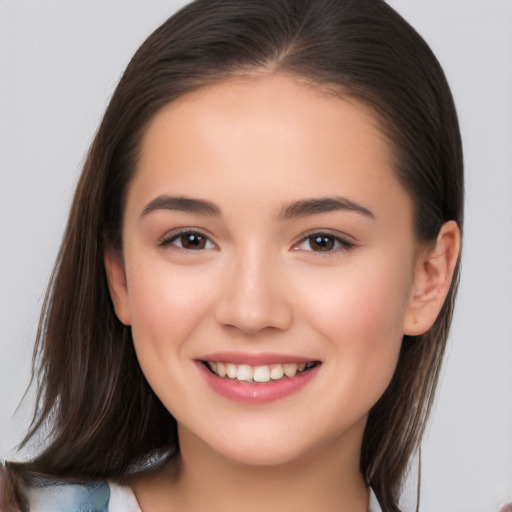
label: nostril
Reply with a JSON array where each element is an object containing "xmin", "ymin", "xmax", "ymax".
[{"xmin": 214, "ymin": 292, "xmax": 294, "ymax": 334}]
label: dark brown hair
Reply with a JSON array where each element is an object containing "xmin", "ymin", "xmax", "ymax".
[{"xmin": 4, "ymin": 1, "xmax": 463, "ymax": 511}]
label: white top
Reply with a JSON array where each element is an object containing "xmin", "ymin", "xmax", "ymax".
[
  {"xmin": 108, "ymin": 482, "xmax": 142, "ymax": 512},
  {"xmin": 108, "ymin": 482, "xmax": 383, "ymax": 512}
]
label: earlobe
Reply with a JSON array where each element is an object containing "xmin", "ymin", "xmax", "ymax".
[
  {"xmin": 104, "ymin": 250, "xmax": 132, "ymax": 326},
  {"xmin": 403, "ymin": 220, "xmax": 461, "ymax": 336}
]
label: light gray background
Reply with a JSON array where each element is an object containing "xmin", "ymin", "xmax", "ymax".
[{"xmin": 1, "ymin": 1, "xmax": 511, "ymax": 510}]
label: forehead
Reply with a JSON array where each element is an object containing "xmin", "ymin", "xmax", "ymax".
[{"xmin": 128, "ymin": 74, "xmax": 412, "ymax": 225}]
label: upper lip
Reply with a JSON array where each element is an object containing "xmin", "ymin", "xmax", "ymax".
[{"xmin": 197, "ymin": 351, "xmax": 319, "ymax": 365}]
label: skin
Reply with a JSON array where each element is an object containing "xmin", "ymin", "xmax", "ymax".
[{"xmin": 106, "ymin": 74, "xmax": 460, "ymax": 512}]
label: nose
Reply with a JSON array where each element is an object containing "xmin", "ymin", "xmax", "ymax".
[{"xmin": 214, "ymin": 251, "xmax": 293, "ymax": 335}]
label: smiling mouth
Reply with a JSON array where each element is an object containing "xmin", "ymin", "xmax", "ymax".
[{"xmin": 202, "ymin": 361, "xmax": 320, "ymax": 383}]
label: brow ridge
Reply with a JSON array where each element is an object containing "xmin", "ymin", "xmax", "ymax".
[
  {"xmin": 279, "ymin": 196, "xmax": 375, "ymax": 220},
  {"xmin": 141, "ymin": 195, "xmax": 221, "ymax": 217}
]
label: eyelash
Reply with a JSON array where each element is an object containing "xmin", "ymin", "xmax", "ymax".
[
  {"xmin": 159, "ymin": 229, "xmax": 355, "ymax": 255},
  {"xmin": 158, "ymin": 229, "xmax": 217, "ymax": 251},
  {"xmin": 293, "ymin": 231, "xmax": 355, "ymax": 255}
]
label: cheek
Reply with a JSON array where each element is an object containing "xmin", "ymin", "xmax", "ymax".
[
  {"xmin": 124, "ymin": 255, "xmax": 215, "ymax": 358},
  {"xmin": 296, "ymin": 252, "xmax": 414, "ymax": 391}
]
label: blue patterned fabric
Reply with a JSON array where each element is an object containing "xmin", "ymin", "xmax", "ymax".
[{"xmin": 28, "ymin": 477, "xmax": 111, "ymax": 512}]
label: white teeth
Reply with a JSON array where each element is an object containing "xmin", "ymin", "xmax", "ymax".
[
  {"xmin": 270, "ymin": 364, "xmax": 284, "ymax": 380},
  {"xmin": 283, "ymin": 363, "xmax": 298, "ymax": 378},
  {"xmin": 226, "ymin": 363, "xmax": 237, "ymax": 379},
  {"xmin": 206, "ymin": 361, "xmax": 315, "ymax": 382},
  {"xmin": 216, "ymin": 361, "xmax": 226, "ymax": 377},
  {"xmin": 253, "ymin": 365, "xmax": 271, "ymax": 383},
  {"xmin": 236, "ymin": 364, "xmax": 253, "ymax": 382}
]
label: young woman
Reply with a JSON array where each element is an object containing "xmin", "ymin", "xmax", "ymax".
[{"xmin": 0, "ymin": 1, "xmax": 465, "ymax": 511}]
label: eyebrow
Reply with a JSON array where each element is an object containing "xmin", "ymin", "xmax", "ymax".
[
  {"xmin": 141, "ymin": 195, "xmax": 221, "ymax": 217},
  {"xmin": 279, "ymin": 196, "xmax": 375, "ymax": 220},
  {"xmin": 140, "ymin": 194, "xmax": 374, "ymax": 220}
]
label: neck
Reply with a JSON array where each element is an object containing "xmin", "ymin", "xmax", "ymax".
[{"xmin": 132, "ymin": 419, "xmax": 369, "ymax": 512}]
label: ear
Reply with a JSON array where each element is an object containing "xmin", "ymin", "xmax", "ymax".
[
  {"xmin": 104, "ymin": 250, "xmax": 132, "ymax": 326},
  {"xmin": 403, "ymin": 220, "xmax": 461, "ymax": 336}
]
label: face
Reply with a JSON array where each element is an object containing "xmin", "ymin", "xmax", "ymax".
[{"xmin": 107, "ymin": 74, "xmax": 424, "ymax": 467}]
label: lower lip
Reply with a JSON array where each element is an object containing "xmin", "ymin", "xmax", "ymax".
[{"xmin": 197, "ymin": 362, "xmax": 320, "ymax": 404}]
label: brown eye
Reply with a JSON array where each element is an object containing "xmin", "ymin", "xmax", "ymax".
[
  {"xmin": 180, "ymin": 233, "xmax": 207, "ymax": 250},
  {"xmin": 309, "ymin": 235, "xmax": 335, "ymax": 252},
  {"xmin": 293, "ymin": 232, "xmax": 354, "ymax": 254},
  {"xmin": 160, "ymin": 231, "xmax": 216, "ymax": 251}
]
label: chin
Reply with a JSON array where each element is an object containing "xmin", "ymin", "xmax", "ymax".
[
  {"xmin": 201, "ymin": 424, "xmax": 349, "ymax": 469},
  {"xmin": 218, "ymin": 444, "xmax": 309, "ymax": 468}
]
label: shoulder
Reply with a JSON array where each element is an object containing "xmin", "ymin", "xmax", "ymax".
[{"xmin": 27, "ymin": 477, "xmax": 141, "ymax": 512}]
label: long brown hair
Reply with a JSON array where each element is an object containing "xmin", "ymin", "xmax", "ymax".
[{"xmin": 5, "ymin": 1, "xmax": 463, "ymax": 511}]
